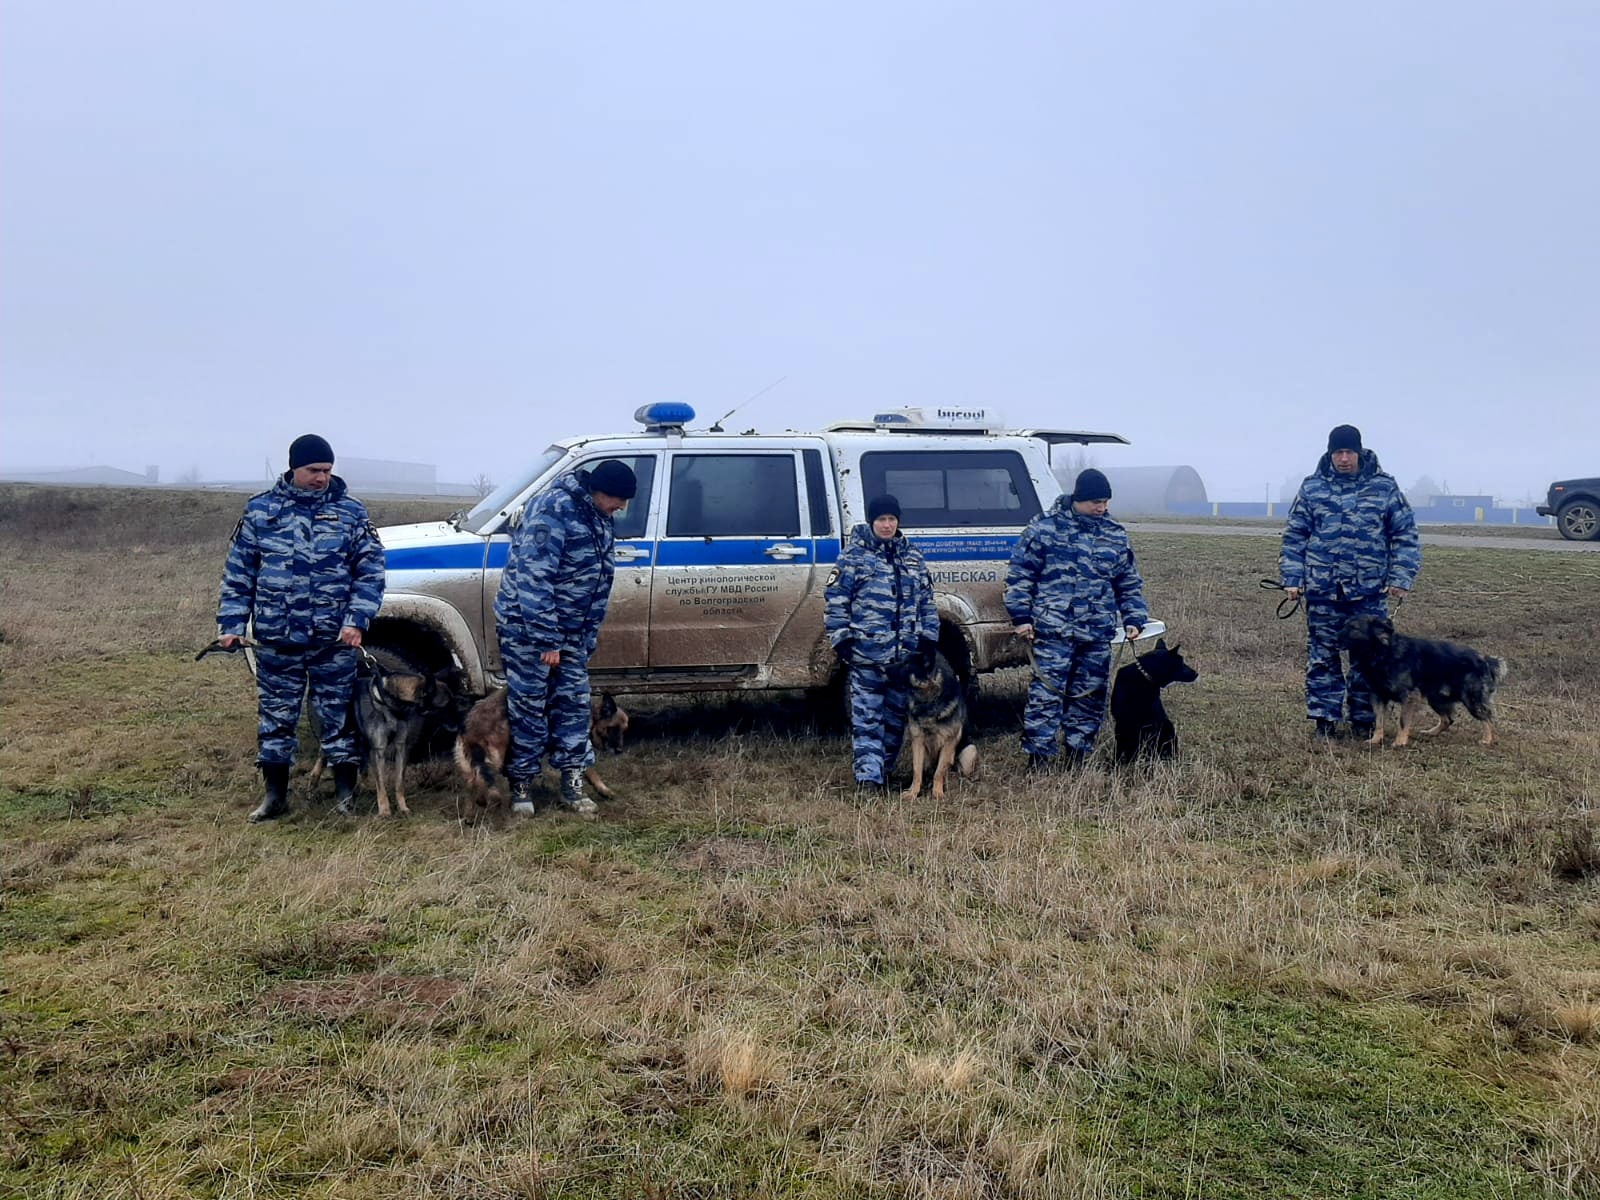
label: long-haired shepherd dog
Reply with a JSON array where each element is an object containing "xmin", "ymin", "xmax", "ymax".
[
  {"xmin": 901, "ymin": 652, "xmax": 979, "ymax": 800},
  {"xmin": 1110, "ymin": 639, "xmax": 1199, "ymax": 765},
  {"xmin": 453, "ymin": 688, "xmax": 618, "ymax": 811},
  {"xmin": 1341, "ymin": 614, "xmax": 1507, "ymax": 747}
]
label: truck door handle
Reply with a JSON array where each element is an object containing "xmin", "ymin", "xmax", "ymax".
[
  {"xmin": 763, "ymin": 543, "xmax": 808, "ymax": 560},
  {"xmin": 615, "ymin": 545, "xmax": 650, "ymax": 563}
]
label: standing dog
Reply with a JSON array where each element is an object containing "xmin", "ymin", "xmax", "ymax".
[
  {"xmin": 901, "ymin": 652, "xmax": 979, "ymax": 800},
  {"xmin": 310, "ymin": 659, "xmax": 456, "ymax": 816},
  {"xmin": 590, "ymin": 692, "xmax": 629, "ymax": 754},
  {"xmin": 1110, "ymin": 639, "xmax": 1199, "ymax": 765},
  {"xmin": 1341, "ymin": 614, "xmax": 1506, "ymax": 746},
  {"xmin": 454, "ymin": 688, "xmax": 616, "ymax": 810}
]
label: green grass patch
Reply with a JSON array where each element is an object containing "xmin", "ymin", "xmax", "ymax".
[{"xmin": 1088, "ymin": 994, "xmax": 1543, "ymax": 1199}]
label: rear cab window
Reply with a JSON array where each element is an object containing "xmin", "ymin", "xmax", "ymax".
[{"xmin": 859, "ymin": 449, "xmax": 1041, "ymax": 528}]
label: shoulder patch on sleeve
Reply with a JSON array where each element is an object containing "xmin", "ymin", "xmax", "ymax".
[
  {"xmin": 826, "ymin": 566, "xmax": 841, "ymax": 588},
  {"xmin": 228, "ymin": 517, "xmax": 244, "ymax": 545}
]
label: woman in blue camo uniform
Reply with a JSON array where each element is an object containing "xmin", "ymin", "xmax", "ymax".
[
  {"xmin": 494, "ymin": 459, "xmax": 636, "ymax": 818},
  {"xmin": 1005, "ymin": 468, "xmax": 1147, "ymax": 770},
  {"xmin": 1280, "ymin": 423, "xmax": 1421, "ymax": 740},
  {"xmin": 216, "ymin": 434, "xmax": 387, "ymax": 822},
  {"xmin": 824, "ymin": 495, "xmax": 940, "ymax": 792}
]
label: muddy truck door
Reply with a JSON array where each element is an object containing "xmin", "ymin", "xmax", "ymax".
[{"xmin": 648, "ymin": 446, "xmax": 817, "ymax": 669}]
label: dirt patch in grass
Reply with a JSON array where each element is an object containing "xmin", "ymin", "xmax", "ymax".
[
  {"xmin": 257, "ymin": 973, "xmax": 464, "ymax": 1021},
  {"xmin": 671, "ymin": 836, "xmax": 790, "ymax": 872}
]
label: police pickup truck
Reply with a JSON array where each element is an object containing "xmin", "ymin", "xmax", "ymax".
[{"xmin": 368, "ymin": 404, "xmax": 1163, "ymax": 700}]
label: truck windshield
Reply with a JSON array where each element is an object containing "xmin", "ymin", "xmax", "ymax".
[{"xmin": 459, "ymin": 447, "xmax": 565, "ymax": 533}]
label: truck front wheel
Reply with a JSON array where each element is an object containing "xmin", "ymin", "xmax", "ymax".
[{"xmin": 1557, "ymin": 499, "xmax": 1600, "ymax": 541}]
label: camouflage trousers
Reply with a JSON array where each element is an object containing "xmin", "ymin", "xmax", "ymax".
[
  {"xmin": 255, "ymin": 643, "xmax": 359, "ymax": 766},
  {"xmin": 500, "ymin": 636, "xmax": 596, "ymax": 782},
  {"xmin": 848, "ymin": 663, "xmax": 910, "ymax": 785},
  {"xmin": 1021, "ymin": 637, "xmax": 1112, "ymax": 758},
  {"xmin": 1304, "ymin": 595, "xmax": 1386, "ymax": 723}
]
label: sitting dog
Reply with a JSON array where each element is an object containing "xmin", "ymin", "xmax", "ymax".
[
  {"xmin": 590, "ymin": 692, "xmax": 629, "ymax": 754},
  {"xmin": 1110, "ymin": 639, "xmax": 1199, "ymax": 765},
  {"xmin": 901, "ymin": 651, "xmax": 979, "ymax": 800},
  {"xmin": 453, "ymin": 688, "xmax": 615, "ymax": 811},
  {"xmin": 310, "ymin": 657, "xmax": 456, "ymax": 816},
  {"xmin": 1341, "ymin": 614, "xmax": 1506, "ymax": 747}
]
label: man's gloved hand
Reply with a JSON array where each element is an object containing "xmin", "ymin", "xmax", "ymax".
[{"xmin": 834, "ymin": 639, "xmax": 854, "ymax": 666}]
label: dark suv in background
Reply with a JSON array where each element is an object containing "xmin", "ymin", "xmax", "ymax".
[{"xmin": 1538, "ymin": 477, "xmax": 1600, "ymax": 541}]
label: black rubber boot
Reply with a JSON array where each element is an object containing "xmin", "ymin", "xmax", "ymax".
[
  {"xmin": 331, "ymin": 763, "xmax": 359, "ymax": 816},
  {"xmin": 1348, "ymin": 722, "xmax": 1375, "ymax": 742},
  {"xmin": 1025, "ymin": 754, "xmax": 1055, "ymax": 774},
  {"xmin": 1314, "ymin": 719, "xmax": 1342, "ymax": 740},
  {"xmin": 249, "ymin": 763, "xmax": 291, "ymax": 823}
]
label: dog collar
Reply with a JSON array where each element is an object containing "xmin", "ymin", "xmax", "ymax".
[{"xmin": 1129, "ymin": 657, "xmax": 1155, "ymax": 683}]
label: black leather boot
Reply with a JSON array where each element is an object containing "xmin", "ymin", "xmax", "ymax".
[
  {"xmin": 332, "ymin": 763, "xmax": 359, "ymax": 816},
  {"xmin": 249, "ymin": 763, "xmax": 291, "ymax": 823}
]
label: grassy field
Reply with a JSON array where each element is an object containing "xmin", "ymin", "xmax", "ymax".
[{"xmin": 2, "ymin": 484, "xmax": 1598, "ymax": 1200}]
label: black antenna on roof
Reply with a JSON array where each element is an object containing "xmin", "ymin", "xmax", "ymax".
[{"xmin": 709, "ymin": 375, "xmax": 786, "ymax": 433}]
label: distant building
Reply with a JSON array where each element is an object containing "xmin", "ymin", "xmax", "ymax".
[
  {"xmin": 0, "ymin": 464, "xmax": 156, "ymax": 486},
  {"xmin": 1054, "ymin": 465, "xmax": 1208, "ymax": 515}
]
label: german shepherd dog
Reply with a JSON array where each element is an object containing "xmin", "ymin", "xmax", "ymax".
[
  {"xmin": 900, "ymin": 652, "xmax": 979, "ymax": 800},
  {"xmin": 453, "ymin": 688, "xmax": 618, "ymax": 809},
  {"xmin": 309, "ymin": 657, "xmax": 457, "ymax": 816},
  {"xmin": 1110, "ymin": 639, "xmax": 1199, "ymax": 765},
  {"xmin": 1341, "ymin": 614, "xmax": 1507, "ymax": 747},
  {"xmin": 590, "ymin": 692, "xmax": 629, "ymax": 754}
]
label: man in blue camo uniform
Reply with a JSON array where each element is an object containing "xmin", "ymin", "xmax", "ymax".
[
  {"xmin": 494, "ymin": 459, "xmax": 636, "ymax": 817},
  {"xmin": 1006, "ymin": 468, "xmax": 1148, "ymax": 770},
  {"xmin": 217, "ymin": 434, "xmax": 386, "ymax": 822},
  {"xmin": 825, "ymin": 494, "xmax": 940, "ymax": 792},
  {"xmin": 1280, "ymin": 424, "xmax": 1421, "ymax": 740}
]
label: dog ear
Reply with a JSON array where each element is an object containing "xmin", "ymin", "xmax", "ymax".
[{"xmin": 1155, "ymin": 637, "xmax": 1167, "ymax": 651}]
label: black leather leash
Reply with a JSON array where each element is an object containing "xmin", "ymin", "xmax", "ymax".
[{"xmin": 1259, "ymin": 578, "xmax": 1302, "ymax": 619}]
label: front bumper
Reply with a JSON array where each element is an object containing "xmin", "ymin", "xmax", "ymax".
[{"xmin": 1536, "ymin": 505, "xmax": 1554, "ymax": 517}]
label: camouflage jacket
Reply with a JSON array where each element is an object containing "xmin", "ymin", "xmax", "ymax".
[
  {"xmin": 1004, "ymin": 498, "xmax": 1149, "ymax": 641},
  {"xmin": 1279, "ymin": 450, "xmax": 1421, "ymax": 599},
  {"xmin": 216, "ymin": 474, "xmax": 386, "ymax": 646},
  {"xmin": 494, "ymin": 470, "xmax": 616, "ymax": 653},
  {"xmin": 824, "ymin": 525, "xmax": 939, "ymax": 665}
]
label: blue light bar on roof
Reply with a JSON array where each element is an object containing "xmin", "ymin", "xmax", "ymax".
[{"xmin": 635, "ymin": 402, "xmax": 696, "ymax": 429}]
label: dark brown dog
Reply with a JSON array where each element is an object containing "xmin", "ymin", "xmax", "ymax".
[
  {"xmin": 453, "ymin": 688, "xmax": 615, "ymax": 810},
  {"xmin": 590, "ymin": 692, "xmax": 629, "ymax": 754}
]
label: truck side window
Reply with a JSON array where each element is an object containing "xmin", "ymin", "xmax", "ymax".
[
  {"xmin": 803, "ymin": 449, "xmax": 833, "ymax": 536},
  {"xmin": 580, "ymin": 455, "xmax": 656, "ymax": 540},
  {"xmin": 860, "ymin": 450, "xmax": 1041, "ymax": 528},
  {"xmin": 667, "ymin": 454, "xmax": 800, "ymax": 537}
]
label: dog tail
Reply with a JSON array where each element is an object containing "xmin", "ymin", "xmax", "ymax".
[
  {"xmin": 583, "ymin": 767, "xmax": 615, "ymax": 799},
  {"xmin": 956, "ymin": 743, "xmax": 979, "ymax": 779},
  {"xmin": 1489, "ymin": 656, "xmax": 1509, "ymax": 685},
  {"xmin": 453, "ymin": 736, "xmax": 498, "ymax": 791}
]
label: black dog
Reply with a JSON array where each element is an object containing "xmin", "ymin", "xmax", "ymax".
[
  {"xmin": 1110, "ymin": 640, "xmax": 1199, "ymax": 765},
  {"xmin": 1341, "ymin": 614, "xmax": 1506, "ymax": 747}
]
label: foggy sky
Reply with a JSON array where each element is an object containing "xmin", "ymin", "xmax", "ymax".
[{"xmin": 3, "ymin": 2, "xmax": 1597, "ymax": 503}]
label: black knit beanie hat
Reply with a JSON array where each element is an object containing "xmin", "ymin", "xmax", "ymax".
[
  {"xmin": 867, "ymin": 495, "xmax": 901, "ymax": 523},
  {"xmin": 1071, "ymin": 468, "xmax": 1112, "ymax": 502},
  {"xmin": 586, "ymin": 459, "xmax": 638, "ymax": 500},
  {"xmin": 1327, "ymin": 424, "xmax": 1363, "ymax": 454},
  {"xmin": 288, "ymin": 434, "xmax": 334, "ymax": 469}
]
